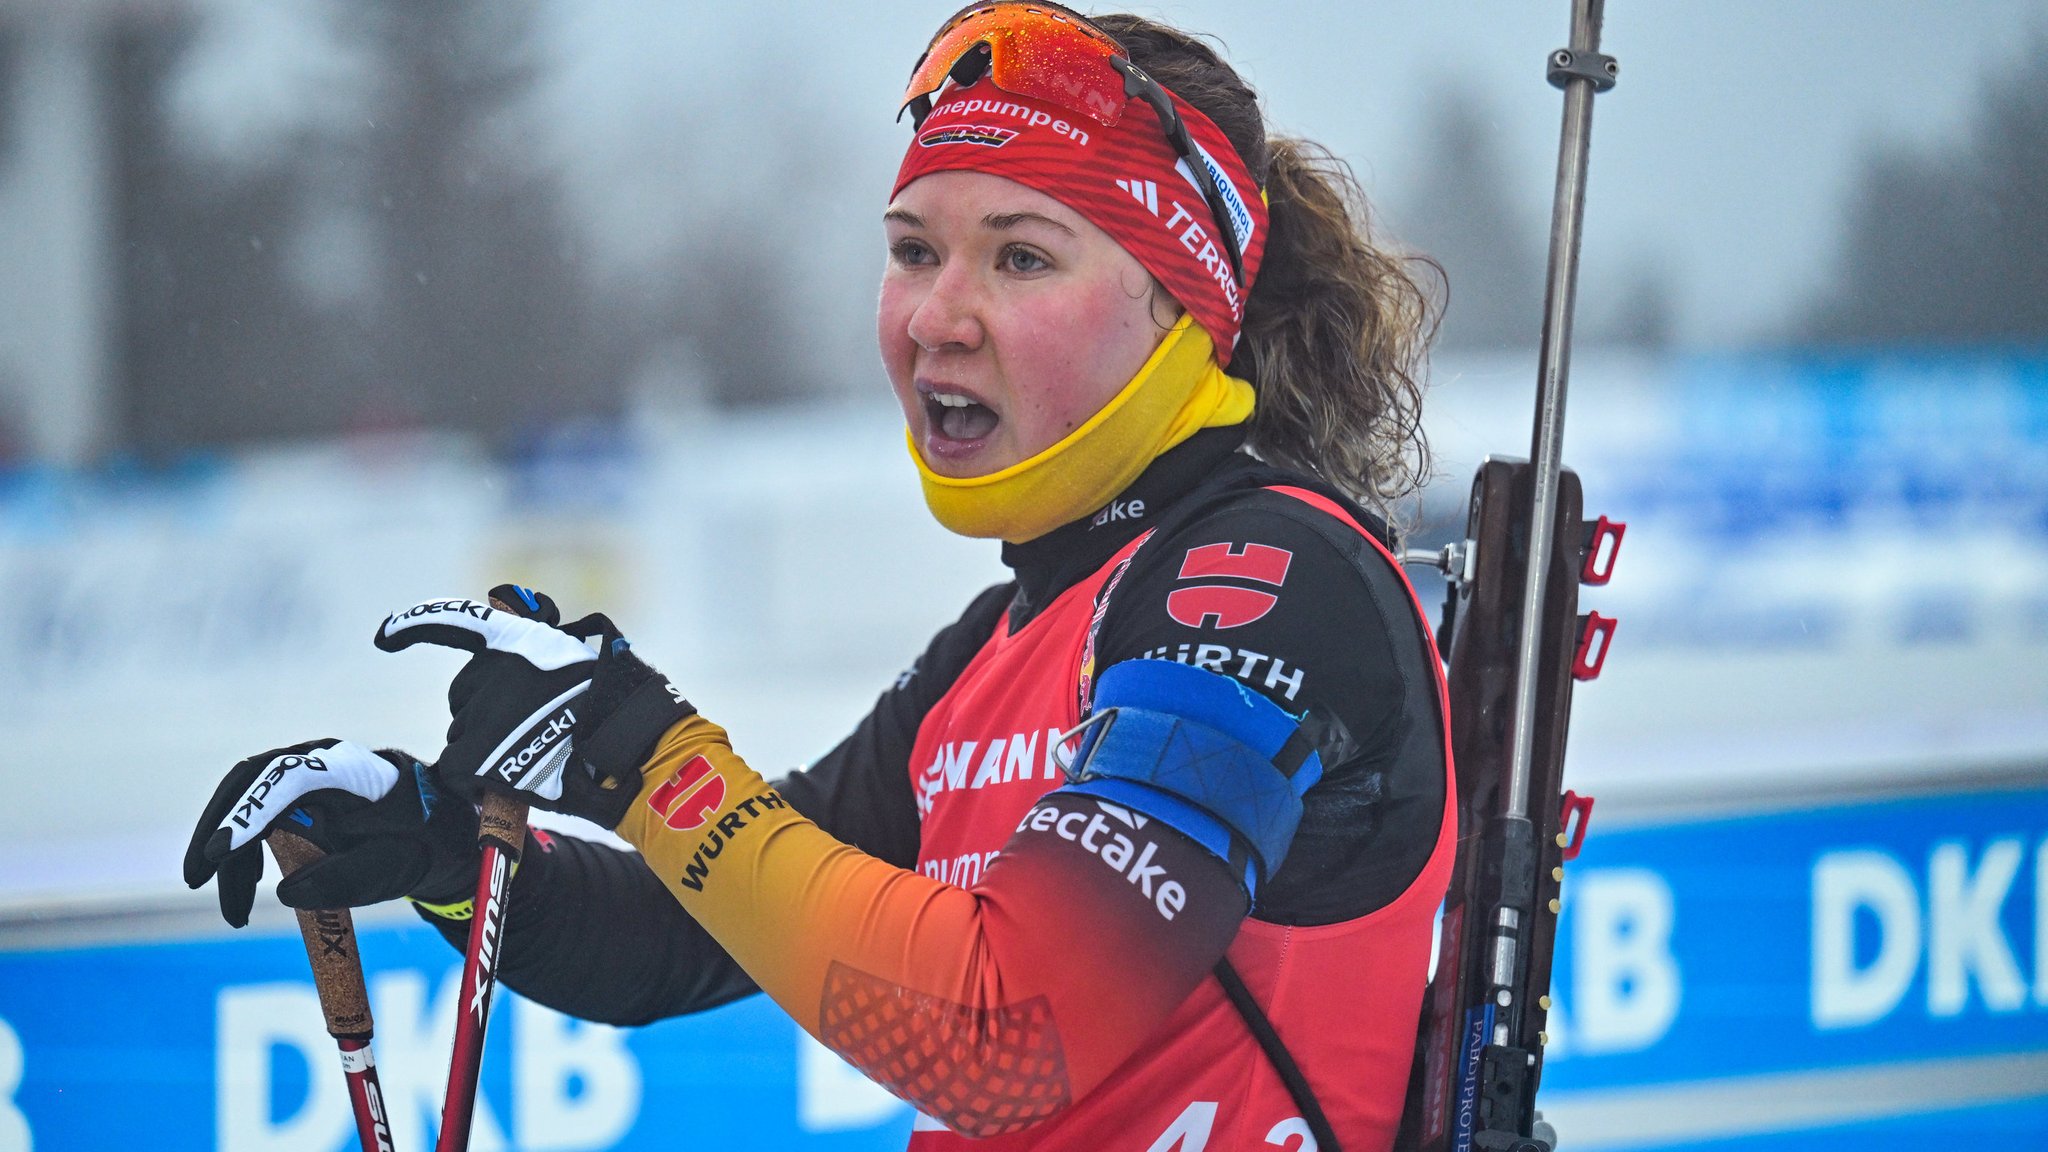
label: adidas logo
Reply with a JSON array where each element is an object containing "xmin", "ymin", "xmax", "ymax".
[{"xmin": 1114, "ymin": 177, "xmax": 1160, "ymax": 216}]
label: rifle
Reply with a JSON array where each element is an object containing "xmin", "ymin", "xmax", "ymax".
[{"xmin": 1397, "ymin": 2, "xmax": 1624, "ymax": 1149}]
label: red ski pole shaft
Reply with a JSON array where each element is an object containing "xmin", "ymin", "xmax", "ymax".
[
  {"xmin": 436, "ymin": 593, "xmax": 531, "ymax": 1152},
  {"xmin": 267, "ymin": 829, "xmax": 397, "ymax": 1152}
]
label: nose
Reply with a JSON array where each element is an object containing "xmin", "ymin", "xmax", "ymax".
[{"xmin": 905, "ymin": 260, "xmax": 986, "ymax": 353}]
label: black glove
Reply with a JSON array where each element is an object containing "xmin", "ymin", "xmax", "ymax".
[
  {"xmin": 373, "ymin": 584, "xmax": 695, "ymax": 829},
  {"xmin": 182, "ymin": 738, "xmax": 480, "ymax": 928}
]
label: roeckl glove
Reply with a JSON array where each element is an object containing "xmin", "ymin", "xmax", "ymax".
[
  {"xmin": 372, "ymin": 584, "xmax": 695, "ymax": 829},
  {"xmin": 182, "ymin": 739, "xmax": 480, "ymax": 928}
]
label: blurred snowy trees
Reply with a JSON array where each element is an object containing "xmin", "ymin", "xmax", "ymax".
[
  {"xmin": 1395, "ymin": 85, "xmax": 1543, "ymax": 351},
  {"xmin": 84, "ymin": 4, "xmax": 2048, "ymax": 461},
  {"xmin": 116, "ymin": 15, "xmax": 337, "ymax": 452},
  {"xmin": 341, "ymin": 0, "xmax": 626, "ymax": 442},
  {"xmin": 109, "ymin": 0, "xmax": 832, "ymax": 457},
  {"xmin": 1395, "ymin": 83, "xmax": 1673, "ymax": 353},
  {"xmin": 1801, "ymin": 39, "xmax": 2048, "ymax": 346}
]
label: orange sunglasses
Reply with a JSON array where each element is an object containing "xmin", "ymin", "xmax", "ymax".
[{"xmin": 901, "ymin": 3, "xmax": 1129, "ymax": 128}]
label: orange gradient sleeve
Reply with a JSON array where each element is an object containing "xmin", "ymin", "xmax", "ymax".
[{"xmin": 615, "ymin": 714, "xmax": 1247, "ymax": 1137}]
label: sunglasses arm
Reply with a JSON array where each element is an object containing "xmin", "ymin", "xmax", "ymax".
[{"xmin": 1112, "ymin": 58, "xmax": 1248, "ymax": 287}]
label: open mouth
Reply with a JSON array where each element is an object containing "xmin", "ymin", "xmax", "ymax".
[{"xmin": 922, "ymin": 387, "xmax": 1000, "ymax": 444}]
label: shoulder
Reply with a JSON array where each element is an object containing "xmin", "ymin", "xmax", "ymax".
[
  {"xmin": 1091, "ymin": 471, "xmax": 1450, "ymax": 924},
  {"xmin": 1114, "ymin": 473, "xmax": 1417, "ymax": 655},
  {"xmin": 1097, "ymin": 471, "xmax": 1449, "ymax": 918},
  {"xmin": 1122, "ymin": 455, "xmax": 1403, "ymax": 601},
  {"xmin": 1138, "ymin": 483, "xmax": 1399, "ymax": 585},
  {"xmin": 1089, "ymin": 475, "xmax": 1441, "ymax": 717}
]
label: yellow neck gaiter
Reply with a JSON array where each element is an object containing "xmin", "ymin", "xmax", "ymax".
[{"xmin": 909, "ymin": 316, "xmax": 1255, "ymax": 543}]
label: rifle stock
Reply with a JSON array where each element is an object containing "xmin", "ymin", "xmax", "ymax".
[{"xmin": 1399, "ymin": 460, "xmax": 1589, "ymax": 1152}]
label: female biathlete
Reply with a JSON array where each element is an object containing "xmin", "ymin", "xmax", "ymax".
[{"xmin": 186, "ymin": 7, "xmax": 1452, "ymax": 1148}]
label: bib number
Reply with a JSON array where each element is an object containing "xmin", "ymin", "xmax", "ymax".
[{"xmin": 1141, "ymin": 1102, "xmax": 1319, "ymax": 1152}]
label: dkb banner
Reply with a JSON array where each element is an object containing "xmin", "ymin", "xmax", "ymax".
[{"xmin": 1538, "ymin": 783, "xmax": 2048, "ymax": 1150}]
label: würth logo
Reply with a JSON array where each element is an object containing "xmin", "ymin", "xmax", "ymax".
[
  {"xmin": 648, "ymin": 755, "xmax": 726, "ymax": 831},
  {"xmin": 1166, "ymin": 542, "xmax": 1292, "ymax": 629}
]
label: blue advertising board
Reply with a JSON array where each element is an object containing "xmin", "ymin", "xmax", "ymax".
[
  {"xmin": 1539, "ymin": 784, "xmax": 2048, "ymax": 1149},
  {"xmin": 0, "ymin": 922, "xmax": 915, "ymax": 1151},
  {"xmin": 2, "ymin": 783, "xmax": 2044, "ymax": 1150}
]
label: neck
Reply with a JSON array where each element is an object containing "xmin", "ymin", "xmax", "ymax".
[{"xmin": 1000, "ymin": 425, "xmax": 1251, "ymax": 627}]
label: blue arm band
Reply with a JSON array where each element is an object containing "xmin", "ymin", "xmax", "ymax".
[{"xmin": 1055, "ymin": 659, "xmax": 1337, "ymax": 890}]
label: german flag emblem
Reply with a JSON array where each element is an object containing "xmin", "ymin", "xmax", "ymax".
[{"xmin": 918, "ymin": 124, "xmax": 1018, "ymax": 148}]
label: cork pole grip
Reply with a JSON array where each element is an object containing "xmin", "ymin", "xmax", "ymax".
[
  {"xmin": 267, "ymin": 828, "xmax": 375, "ymax": 1040},
  {"xmin": 477, "ymin": 790, "xmax": 529, "ymax": 854}
]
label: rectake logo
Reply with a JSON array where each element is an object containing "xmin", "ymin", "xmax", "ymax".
[{"xmin": 1018, "ymin": 797, "xmax": 1187, "ymax": 921}]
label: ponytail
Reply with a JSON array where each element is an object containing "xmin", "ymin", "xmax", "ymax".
[{"xmin": 1094, "ymin": 15, "xmax": 1439, "ymax": 521}]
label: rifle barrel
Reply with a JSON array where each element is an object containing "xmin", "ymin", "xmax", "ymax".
[{"xmin": 1505, "ymin": 0, "xmax": 1606, "ymax": 822}]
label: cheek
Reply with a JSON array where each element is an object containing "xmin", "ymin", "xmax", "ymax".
[
  {"xmin": 875, "ymin": 275, "xmax": 919, "ymax": 396},
  {"xmin": 1006, "ymin": 279, "xmax": 1157, "ymax": 431}
]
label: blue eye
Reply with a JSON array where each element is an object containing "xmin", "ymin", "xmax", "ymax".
[
  {"xmin": 1002, "ymin": 245, "xmax": 1050, "ymax": 274},
  {"xmin": 890, "ymin": 239, "xmax": 935, "ymax": 266}
]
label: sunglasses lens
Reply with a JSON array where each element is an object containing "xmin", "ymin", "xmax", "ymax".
[{"xmin": 900, "ymin": 3, "xmax": 1128, "ymax": 127}]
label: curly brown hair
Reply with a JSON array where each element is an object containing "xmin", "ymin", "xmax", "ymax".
[{"xmin": 1094, "ymin": 14, "xmax": 1440, "ymax": 521}]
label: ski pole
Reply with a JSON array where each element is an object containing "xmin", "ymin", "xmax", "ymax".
[
  {"xmin": 435, "ymin": 593, "xmax": 531, "ymax": 1152},
  {"xmin": 267, "ymin": 829, "xmax": 398, "ymax": 1152}
]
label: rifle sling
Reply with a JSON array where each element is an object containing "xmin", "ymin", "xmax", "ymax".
[{"xmin": 1214, "ymin": 955, "xmax": 1342, "ymax": 1152}]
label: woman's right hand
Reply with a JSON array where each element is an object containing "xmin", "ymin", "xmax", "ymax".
[{"xmin": 182, "ymin": 739, "xmax": 480, "ymax": 927}]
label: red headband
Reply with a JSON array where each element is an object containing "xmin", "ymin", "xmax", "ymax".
[{"xmin": 893, "ymin": 76, "xmax": 1267, "ymax": 363}]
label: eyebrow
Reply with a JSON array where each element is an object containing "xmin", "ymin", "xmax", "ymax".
[
  {"xmin": 880, "ymin": 208, "xmax": 1076, "ymax": 237},
  {"xmin": 983, "ymin": 211, "xmax": 1075, "ymax": 236}
]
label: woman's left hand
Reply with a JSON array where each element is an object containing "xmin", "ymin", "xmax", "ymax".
[
  {"xmin": 183, "ymin": 738, "xmax": 481, "ymax": 926},
  {"xmin": 373, "ymin": 584, "xmax": 696, "ymax": 829}
]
